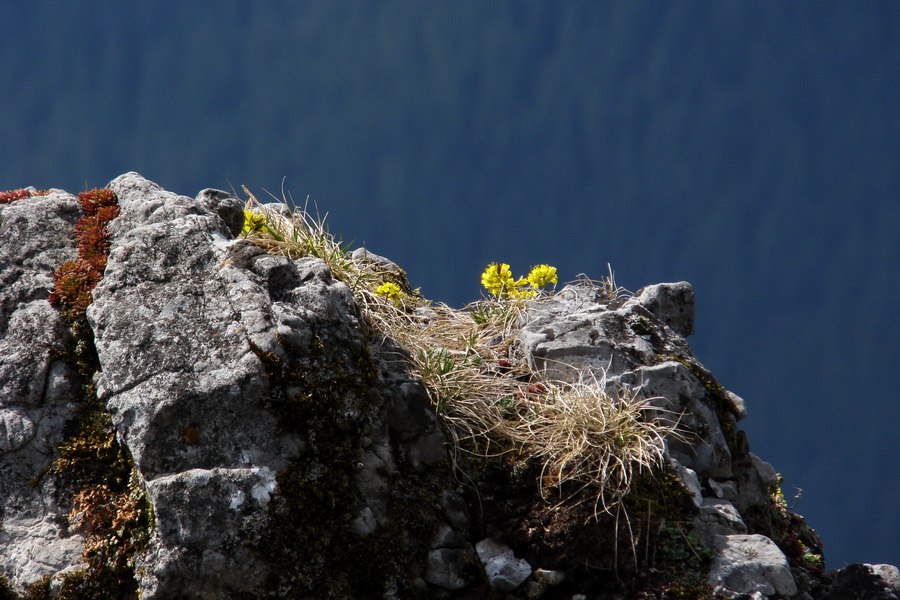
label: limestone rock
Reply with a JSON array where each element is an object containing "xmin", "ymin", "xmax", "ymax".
[
  {"xmin": 475, "ymin": 538, "xmax": 533, "ymax": 592},
  {"xmin": 633, "ymin": 281, "xmax": 695, "ymax": 337},
  {"xmin": 0, "ymin": 190, "xmax": 87, "ymax": 590},
  {"xmin": 874, "ymin": 565, "xmax": 900, "ymax": 595},
  {"xmin": 85, "ymin": 173, "xmax": 453, "ymax": 598},
  {"xmin": 0, "ymin": 173, "xmax": 895, "ymax": 599},
  {"xmin": 708, "ymin": 534, "xmax": 797, "ymax": 598}
]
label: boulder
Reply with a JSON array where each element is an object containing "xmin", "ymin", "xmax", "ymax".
[
  {"xmin": 475, "ymin": 538, "xmax": 532, "ymax": 592},
  {"xmin": 708, "ymin": 534, "xmax": 797, "ymax": 598}
]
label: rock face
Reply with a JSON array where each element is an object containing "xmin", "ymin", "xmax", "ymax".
[
  {"xmin": 0, "ymin": 189, "xmax": 87, "ymax": 587},
  {"xmin": 0, "ymin": 173, "xmax": 895, "ymax": 599}
]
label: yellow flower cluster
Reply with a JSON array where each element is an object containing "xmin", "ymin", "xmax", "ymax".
[
  {"xmin": 481, "ymin": 263, "xmax": 557, "ymax": 299},
  {"xmin": 527, "ymin": 264, "xmax": 558, "ymax": 289},
  {"xmin": 241, "ymin": 210, "xmax": 269, "ymax": 236},
  {"xmin": 374, "ymin": 281, "xmax": 403, "ymax": 305}
]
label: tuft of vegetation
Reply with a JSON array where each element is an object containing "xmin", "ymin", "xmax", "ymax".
[
  {"xmin": 240, "ymin": 188, "xmax": 681, "ymax": 518},
  {"xmin": 37, "ymin": 412, "xmax": 153, "ymax": 600},
  {"xmin": 49, "ymin": 188, "xmax": 119, "ymax": 324},
  {"xmin": 0, "ymin": 188, "xmax": 48, "ymax": 205}
]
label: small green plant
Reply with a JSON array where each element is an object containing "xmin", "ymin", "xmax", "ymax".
[
  {"xmin": 658, "ymin": 523, "xmax": 716, "ymax": 569},
  {"xmin": 241, "ymin": 209, "xmax": 270, "ymax": 236}
]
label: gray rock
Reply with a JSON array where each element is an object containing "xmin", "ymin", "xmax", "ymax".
[
  {"xmin": 708, "ymin": 534, "xmax": 797, "ymax": 597},
  {"xmin": 724, "ymin": 390, "xmax": 748, "ymax": 421},
  {"xmin": 87, "ymin": 174, "xmax": 454, "ymax": 597},
  {"xmin": 0, "ymin": 191, "xmax": 80, "ymax": 409},
  {"xmin": 669, "ymin": 458, "xmax": 703, "ymax": 507},
  {"xmin": 476, "ymin": 538, "xmax": 533, "ymax": 592},
  {"xmin": 0, "ymin": 408, "xmax": 36, "ymax": 455},
  {"xmin": 632, "ymin": 281, "xmax": 695, "ymax": 337},
  {"xmin": 873, "ymin": 565, "xmax": 900, "ymax": 595},
  {"xmin": 0, "ymin": 190, "xmax": 87, "ymax": 591},
  {"xmin": 350, "ymin": 247, "xmax": 403, "ymax": 273},
  {"xmin": 750, "ymin": 453, "xmax": 780, "ymax": 489},
  {"xmin": 828, "ymin": 563, "xmax": 900, "ymax": 600},
  {"xmin": 625, "ymin": 361, "xmax": 734, "ymax": 479},
  {"xmin": 195, "ymin": 188, "xmax": 244, "ymax": 237},
  {"xmin": 696, "ymin": 499, "xmax": 748, "ymax": 546},
  {"xmin": 424, "ymin": 548, "xmax": 475, "ymax": 590},
  {"xmin": 513, "ymin": 283, "xmax": 737, "ymax": 484}
]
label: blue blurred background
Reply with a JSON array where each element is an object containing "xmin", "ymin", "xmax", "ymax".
[{"xmin": 2, "ymin": 2, "xmax": 897, "ymax": 568}]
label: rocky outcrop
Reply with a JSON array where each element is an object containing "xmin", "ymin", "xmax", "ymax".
[{"xmin": 0, "ymin": 174, "xmax": 896, "ymax": 599}]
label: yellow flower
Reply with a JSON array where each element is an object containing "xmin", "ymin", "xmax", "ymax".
[
  {"xmin": 481, "ymin": 263, "xmax": 515, "ymax": 297},
  {"xmin": 375, "ymin": 281, "xmax": 403, "ymax": 305},
  {"xmin": 527, "ymin": 264, "xmax": 558, "ymax": 289},
  {"xmin": 241, "ymin": 210, "xmax": 269, "ymax": 236},
  {"xmin": 509, "ymin": 286, "xmax": 537, "ymax": 299},
  {"xmin": 482, "ymin": 262, "xmax": 558, "ymax": 299}
]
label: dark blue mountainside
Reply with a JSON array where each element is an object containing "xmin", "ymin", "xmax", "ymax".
[{"xmin": 1, "ymin": 2, "xmax": 898, "ymax": 568}]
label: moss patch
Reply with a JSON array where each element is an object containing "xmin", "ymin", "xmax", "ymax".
[
  {"xmin": 253, "ymin": 324, "xmax": 438, "ymax": 598},
  {"xmin": 458, "ymin": 447, "xmax": 712, "ymax": 598}
]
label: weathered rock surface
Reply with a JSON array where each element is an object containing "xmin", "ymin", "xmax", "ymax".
[
  {"xmin": 0, "ymin": 190, "xmax": 87, "ymax": 587},
  {"xmin": 88, "ymin": 173, "xmax": 455, "ymax": 598},
  {"xmin": 0, "ymin": 173, "xmax": 896, "ymax": 599},
  {"xmin": 708, "ymin": 534, "xmax": 797, "ymax": 598},
  {"xmin": 475, "ymin": 538, "xmax": 533, "ymax": 592}
]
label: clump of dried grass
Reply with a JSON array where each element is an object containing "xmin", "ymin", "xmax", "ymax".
[{"xmin": 239, "ymin": 188, "xmax": 679, "ymax": 516}]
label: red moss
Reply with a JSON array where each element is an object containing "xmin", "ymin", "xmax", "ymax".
[
  {"xmin": 79, "ymin": 188, "xmax": 118, "ymax": 216},
  {"xmin": 50, "ymin": 188, "xmax": 119, "ymax": 322},
  {"xmin": 0, "ymin": 188, "xmax": 50, "ymax": 204},
  {"xmin": 0, "ymin": 188, "xmax": 34, "ymax": 204},
  {"xmin": 50, "ymin": 259, "xmax": 103, "ymax": 319},
  {"xmin": 75, "ymin": 206, "xmax": 119, "ymax": 272}
]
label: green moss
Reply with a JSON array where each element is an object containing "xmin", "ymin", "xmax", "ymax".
[
  {"xmin": 254, "ymin": 326, "xmax": 424, "ymax": 598},
  {"xmin": 660, "ymin": 578, "xmax": 716, "ymax": 599},
  {"xmin": 33, "ymin": 408, "xmax": 153, "ymax": 600},
  {"xmin": 742, "ymin": 478, "xmax": 825, "ymax": 590}
]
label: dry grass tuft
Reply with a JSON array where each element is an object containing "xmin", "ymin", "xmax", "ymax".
[
  {"xmin": 504, "ymin": 372, "xmax": 679, "ymax": 516},
  {"xmin": 238, "ymin": 188, "xmax": 681, "ymax": 516}
]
